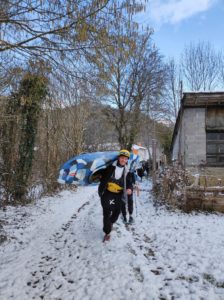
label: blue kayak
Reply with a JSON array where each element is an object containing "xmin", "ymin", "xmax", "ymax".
[{"xmin": 58, "ymin": 151, "xmax": 140, "ymax": 185}]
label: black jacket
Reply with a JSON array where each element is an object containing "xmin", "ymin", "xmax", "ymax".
[{"xmin": 98, "ymin": 164, "xmax": 133, "ymax": 197}]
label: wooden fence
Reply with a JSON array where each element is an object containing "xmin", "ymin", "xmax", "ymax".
[{"xmin": 185, "ymin": 175, "xmax": 224, "ymax": 212}]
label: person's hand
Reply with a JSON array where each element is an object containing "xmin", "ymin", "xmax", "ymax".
[{"xmin": 126, "ymin": 189, "xmax": 132, "ymax": 195}]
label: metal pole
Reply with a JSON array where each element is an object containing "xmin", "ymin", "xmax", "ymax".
[
  {"xmin": 134, "ymin": 189, "xmax": 138, "ymax": 217},
  {"xmin": 152, "ymin": 138, "xmax": 157, "ymax": 187}
]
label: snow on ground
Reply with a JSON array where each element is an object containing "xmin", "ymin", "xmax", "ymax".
[{"xmin": 1, "ymin": 180, "xmax": 224, "ymax": 300}]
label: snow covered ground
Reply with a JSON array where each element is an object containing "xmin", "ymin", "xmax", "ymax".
[{"xmin": 1, "ymin": 180, "xmax": 224, "ymax": 300}]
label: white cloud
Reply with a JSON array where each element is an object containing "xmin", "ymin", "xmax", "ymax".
[{"xmin": 148, "ymin": 0, "xmax": 216, "ymax": 25}]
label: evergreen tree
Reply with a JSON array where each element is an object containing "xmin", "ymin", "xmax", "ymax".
[{"xmin": 2, "ymin": 73, "xmax": 48, "ymax": 203}]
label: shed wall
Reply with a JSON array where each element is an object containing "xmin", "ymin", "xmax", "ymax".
[{"xmin": 183, "ymin": 108, "xmax": 206, "ymax": 166}]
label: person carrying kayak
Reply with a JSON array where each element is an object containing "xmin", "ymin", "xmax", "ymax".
[{"xmin": 98, "ymin": 149, "xmax": 133, "ymax": 242}]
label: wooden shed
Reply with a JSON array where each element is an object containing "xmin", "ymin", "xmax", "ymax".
[
  {"xmin": 169, "ymin": 92, "xmax": 224, "ymax": 212},
  {"xmin": 171, "ymin": 92, "xmax": 224, "ymax": 167}
]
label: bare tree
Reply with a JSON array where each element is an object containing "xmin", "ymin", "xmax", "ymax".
[
  {"xmin": 92, "ymin": 22, "xmax": 167, "ymax": 149},
  {"xmin": 0, "ymin": 1, "xmax": 146, "ymax": 62},
  {"xmin": 181, "ymin": 41, "xmax": 221, "ymax": 91},
  {"xmin": 1, "ymin": 0, "xmax": 153, "ymax": 200},
  {"xmin": 0, "ymin": 0, "xmax": 147, "ymax": 101},
  {"xmin": 0, "ymin": 1, "xmax": 109, "ymax": 53},
  {"xmin": 166, "ymin": 58, "xmax": 182, "ymax": 120},
  {"xmin": 220, "ymin": 53, "xmax": 224, "ymax": 88}
]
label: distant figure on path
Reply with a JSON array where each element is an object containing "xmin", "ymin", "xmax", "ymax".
[
  {"xmin": 137, "ymin": 164, "xmax": 145, "ymax": 181},
  {"xmin": 121, "ymin": 171, "xmax": 136, "ymax": 224}
]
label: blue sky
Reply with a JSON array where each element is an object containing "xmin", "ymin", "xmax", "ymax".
[{"xmin": 137, "ymin": 0, "xmax": 224, "ymax": 62}]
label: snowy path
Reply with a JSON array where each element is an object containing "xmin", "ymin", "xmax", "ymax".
[{"xmin": 1, "ymin": 181, "xmax": 224, "ymax": 299}]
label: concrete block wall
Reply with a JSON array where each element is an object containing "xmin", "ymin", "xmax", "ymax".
[
  {"xmin": 183, "ymin": 108, "xmax": 206, "ymax": 166},
  {"xmin": 172, "ymin": 130, "xmax": 179, "ymax": 161}
]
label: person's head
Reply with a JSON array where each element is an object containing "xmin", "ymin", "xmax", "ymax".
[{"xmin": 118, "ymin": 149, "xmax": 130, "ymax": 166}]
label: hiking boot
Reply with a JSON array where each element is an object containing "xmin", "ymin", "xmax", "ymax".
[
  {"xmin": 103, "ymin": 234, "xmax": 111, "ymax": 242},
  {"xmin": 123, "ymin": 216, "xmax": 127, "ymax": 223},
  {"xmin": 129, "ymin": 216, "xmax": 134, "ymax": 224}
]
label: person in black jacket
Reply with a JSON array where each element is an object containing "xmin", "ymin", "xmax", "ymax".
[
  {"xmin": 98, "ymin": 149, "xmax": 133, "ymax": 242},
  {"xmin": 121, "ymin": 171, "xmax": 136, "ymax": 224}
]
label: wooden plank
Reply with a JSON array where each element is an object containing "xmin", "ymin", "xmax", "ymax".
[{"xmin": 186, "ymin": 186, "xmax": 224, "ymax": 192}]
